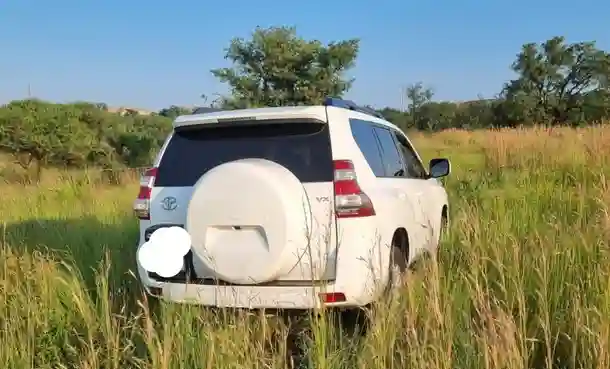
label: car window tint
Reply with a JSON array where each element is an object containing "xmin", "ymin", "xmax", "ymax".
[
  {"xmin": 373, "ymin": 127, "xmax": 405, "ymax": 177},
  {"xmin": 155, "ymin": 120, "xmax": 334, "ymax": 186},
  {"xmin": 349, "ymin": 119, "xmax": 385, "ymax": 177},
  {"xmin": 393, "ymin": 132, "xmax": 427, "ymax": 179}
]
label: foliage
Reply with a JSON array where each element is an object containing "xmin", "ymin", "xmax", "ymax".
[
  {"xmin": 0, "ymin": 100, "xmax": 100, "ymax": 176},
  {"xmin": 158, "ymin": 105, "xmax": 193, "ymax": 120},
  {"xmin": 0, "ymin": 28, "xmax": 610, "ymax": 177},
  {"xmin": 380, "ymin": 37, "xmax": 610, "ymax": 132},
  {"xmin": 0, "ymin": 99, "xmax": 173, "ymax": 180},
  {"xmin": 211, "ymin": 26, "xmax": 360, "ymax": 108},
  {"xmin": 501, "ymin": 36, "xmax": 610, "ymax": 126}
]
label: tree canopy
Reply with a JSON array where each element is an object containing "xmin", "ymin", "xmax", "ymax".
[
  {"xmin": 0, "ymin": 27, "xmax": 609, "ymax": 181},
  {"xmin": 501, "ymin": 36, "xmax": 610, "ymax": 125},
  {"xmin": 211, "ymin": 26, "xmax": 360, "ymax": 108}
]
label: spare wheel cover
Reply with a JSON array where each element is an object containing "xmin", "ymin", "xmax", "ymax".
[{"xmin": 186, "ymin": 158, "xmax": 313, "ymax": 285}]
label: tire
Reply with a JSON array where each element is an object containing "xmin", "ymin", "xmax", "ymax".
[
  {"xmin": 430, "ymin": 213, "xmax": 448, "ymax": 255},
  {"xmin": 385, "ymin": 243, "xmax": 408, "ymax": 296},
  {"xmin": 439, "ymin": 214, "xmax": 448, "ymax": 243}
]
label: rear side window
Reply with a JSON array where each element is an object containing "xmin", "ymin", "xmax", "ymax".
[
  {"xmin": 373, "ymin": 127, "xmax": 404, "ymax": 177},
  {"xmin": 155, "ymin": 120, "xmax": 333, "ymax": 187},
  {"xmin": 349, "ymin": 119, "xmax": 385, "ymax": 177},
  {"xmin": 393, "ymin": 132, "xmax": 427, "ymax": 179}
]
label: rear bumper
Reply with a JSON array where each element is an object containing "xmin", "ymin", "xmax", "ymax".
[
  {"xmin": 136, "ymin": 216, "xmax": 391, "ymax": 310},
  {"xmin": 144, "ymin": 282, "xmax": 343, "ymax": 309},
  {"xmin": 138, "ymin": 264, "xmax": 379, "ymax": 310}
]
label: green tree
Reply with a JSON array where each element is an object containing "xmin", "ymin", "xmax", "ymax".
[
  {"xmin": 158, "ymin": 105, "xmax": 193, "ymax": 119},
  {"xmin": 405, "ymin": 82, "xmax": 434, "ymax": 129},
  {"xmin": 501, "ymin": 36, "xmax": 610, "ymax": 125},
  {"xmin": 0, "ymin": 100, "xmax": 98, "ymax": 180},
  {"xmin": 211, "ymin": 26, "xmax": 360, "ymax": 107},
  {"xmin": 453, "ymin": 99, "xmax": 500, "ymax": 129},
  {"xmin": 416, "ymin": 101, "xmax": 457, "ymax": 131},
  {"xmin": 378, "ymin": 107, "xmax": 411, "ymax": 131},
  {"xmin": 0, "ymin": 99, "xmax": 174, "ymax": 178},
  {"xmin": 103, "ymin": 114, "xmax": 171, "ymax": 167}
]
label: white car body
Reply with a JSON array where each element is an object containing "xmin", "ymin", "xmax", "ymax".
[{"xmin": 134, "ymin": 99, "xmax": 450, "ymax": 310}]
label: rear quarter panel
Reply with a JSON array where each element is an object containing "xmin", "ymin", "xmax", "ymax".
[{"xmin": 325, "ymin": 107, "xmax": 404, "ymax": 299}]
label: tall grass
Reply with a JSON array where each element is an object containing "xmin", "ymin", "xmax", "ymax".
[{"xmin": 1, "ymin": 125, "xmax": 610, "ymax": 368}]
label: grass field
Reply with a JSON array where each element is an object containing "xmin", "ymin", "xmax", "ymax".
[{"xmin": 2, "ymin": 125, "xmax": 610, "ymax": 369}]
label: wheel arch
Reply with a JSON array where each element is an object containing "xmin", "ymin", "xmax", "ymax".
[{"xmin": 391, "ymin": 227, "xmax": 410, "ymax": 264}]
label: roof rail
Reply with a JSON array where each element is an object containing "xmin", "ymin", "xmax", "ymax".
[
  {"xmin": 323, "ymin": 97, "xmax": 384, "ymax": 119},
  {"xmin": 192, "ymin": 106, "xmax": 225, "ymax": 114}
]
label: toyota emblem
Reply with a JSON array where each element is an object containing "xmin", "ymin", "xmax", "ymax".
[{"xmin": 161, "ymin": 196, "xmax": 178, "ymax": 211}]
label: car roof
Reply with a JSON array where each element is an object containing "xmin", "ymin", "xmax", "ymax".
[{"xmin": 173, "ymin": 105, "xmax": 400, "ymax": 132}]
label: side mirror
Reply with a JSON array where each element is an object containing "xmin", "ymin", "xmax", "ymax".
[{"xmin": 428, "ymin": 158, "xmax": 451, "ymax": 178}]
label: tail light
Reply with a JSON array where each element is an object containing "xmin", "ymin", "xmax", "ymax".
[
  {"xmin": 333, "ymin": 160, "xmax": 375, "ymax": 218},
  {"xmin": 319, "ymin": 292, "xmax": 346, "ymax": 304},
  {"xmin": 133, "ymin": 167, "xmax": 158, "ymax": 219}
]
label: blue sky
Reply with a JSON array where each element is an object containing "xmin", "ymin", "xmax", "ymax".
[{"xmin": 1, "ymin": 0, "xmax": 608, "ymax": 111}]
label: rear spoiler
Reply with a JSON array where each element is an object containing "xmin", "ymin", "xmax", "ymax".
[
  {"xmin": 191, "ymin": 107, "xmax": 224, "ymax": 114},
  {"xmin": 175, "ymin": 106, "xmax": 328, "ymax": 130},
  {"xmin": 190, "ymin": 97, "xmax": 384, "ymax": 119},
  {"xmin": 323, "ymin": 97, "xmax": 384, "ymax": 119}
]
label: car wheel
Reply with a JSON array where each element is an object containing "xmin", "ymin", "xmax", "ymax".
[
  {"xmin": 429, "ymin": 213, "xmax": 449, "ymax": 254},
  {"xmin": 387, "ymin": 245, "xmax": 408, "ymax": 293},
  {"xmin": 440, "ymin": 214, "xmax": 448, "ymax": 243}
]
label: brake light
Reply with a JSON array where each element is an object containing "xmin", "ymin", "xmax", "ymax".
[
  {"xmin": 319, "ymin": 292, "xmax": 346, "ymax": 304},
  {"xmin": 333, "ymin": 160, "xmax": 375, "ymax": 218},
  {"xmin": 133, "ymin": 167, "xmax": 158, "ymax": 219}
]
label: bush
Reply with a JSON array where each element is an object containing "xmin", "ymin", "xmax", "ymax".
[{"xmin": 0, "ymin": 99, "xmax": 173, "ymax": 180}]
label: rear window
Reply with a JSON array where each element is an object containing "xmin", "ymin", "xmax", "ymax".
[{"xmin": 155, "ymin": 120, "xmax": 334, "ymax": 187}]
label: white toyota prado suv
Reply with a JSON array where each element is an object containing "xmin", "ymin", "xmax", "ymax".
[{"xmin": 133, "ymin": 98, "xmax": 450, "ymax": 310}]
